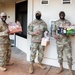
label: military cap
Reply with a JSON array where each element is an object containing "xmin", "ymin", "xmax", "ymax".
[
  {"xmin": 0, "ymin": 12, "xmax": 7, "ymax": 17},
  {"xmin": 35, "ymin": 11, "xmax": 41, "ymax": 15}
]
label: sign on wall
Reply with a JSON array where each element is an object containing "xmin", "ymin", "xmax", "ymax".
[{"xmin": 41, "ymin": 0, "xmax": 49, "ymax": 4}]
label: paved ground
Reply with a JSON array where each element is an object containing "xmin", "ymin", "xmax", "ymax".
[{"xmin": 0, "ymin": 47, "xmax": 74, "ymax": 75}]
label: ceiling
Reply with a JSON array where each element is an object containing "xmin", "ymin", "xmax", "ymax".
[{"xmin": 0, "ymin": 0, "xmax": 26, "ymax": 3}]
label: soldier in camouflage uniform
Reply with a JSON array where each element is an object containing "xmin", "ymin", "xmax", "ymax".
[
  {"xmin": 0, "ymin": 12, "xmax": 13, "ymax": 71},
  {"xmin": 52, "ymin": 11, "xmax": 73, "ymax": 75},
  {"xmin": 28, "ymin": 11, "xmax": 47, "ymax": 74}
]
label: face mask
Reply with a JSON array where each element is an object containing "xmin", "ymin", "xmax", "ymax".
[
  {"xmin": 59, "ymin": 14, "xmax": 65, "ymax": 20},
  {"xmin": 36, "ymin": 15, "xmax": 41, "ymax": 20},
  {"xmin": 1, "ymin": 16, "xmax": 7, "ymax": 22}
]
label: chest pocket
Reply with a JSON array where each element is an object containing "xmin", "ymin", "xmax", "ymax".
[{"xmin": 33, "ymin": 24, "xmax": 45, "ymax": 32}]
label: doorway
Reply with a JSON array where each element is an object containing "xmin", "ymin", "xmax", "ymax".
[{"xmin": 15, "ymin": 0, "xmax": 27, "ymax": 38}]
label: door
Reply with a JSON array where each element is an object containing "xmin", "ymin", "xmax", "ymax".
[{"xmin": 15, "ymin": 0, "xmax": 27, "ymax": 38}]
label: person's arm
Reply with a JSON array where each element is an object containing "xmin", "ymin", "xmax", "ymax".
[
  {"xmin": 28, "ymin": 22, "xmax": 35, "ymax": 35},
  {"xmin": 52, "ymin": 21, "xmax": 59, "ymax": 39},
  {"xmin": 52, "ymin": 22, "xmax": 57, "ymax": 37},
  {"xmin": 44, "ymin": 23, "xmax": 48, "ymax": 31},
  {"xmin": 42, "ymin": 22, "xmax": 48, "ymax": 37},
  {"xmin": 0, "ymin": 26, "xmax": 8, "ymax": 36}
]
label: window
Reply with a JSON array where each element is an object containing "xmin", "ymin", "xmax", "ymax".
[
  {"xmin": 41, "ymin": 0, "xmax": 49, "ymax": 4},
  {"xmin": 63, "ymin": 0, "xmax": 71, "ymax": 4}
]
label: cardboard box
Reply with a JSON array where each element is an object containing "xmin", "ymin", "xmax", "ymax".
[{"xmin": 41, "ymin": 38, "xmax": 50, "ymax": 46}]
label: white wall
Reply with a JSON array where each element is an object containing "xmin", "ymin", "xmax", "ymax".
[
  {"xmin": 25, "ymin": 0, "xmax": 75, "ymax": 70},
  {"xmin": 4, "ymin": 0, "xmax": 75, "ymax": 70}
]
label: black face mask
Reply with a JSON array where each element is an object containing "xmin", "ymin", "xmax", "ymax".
[
  {"xmin": 36, "ymin": 15, "xmax": 41, "ymax": 20},
  {"xmin": 1, "ymin": 16, "xmax": 7, "ymax": 23}
]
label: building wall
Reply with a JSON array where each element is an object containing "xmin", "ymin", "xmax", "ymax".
[
  {"xmin": 26, "ymin": 0, "xmax": 75, "ymax": 70},
  {"xmin": 16, "ymin": 0, "xmax": 26, "ymax": 3},
  {"xmin": 0, "ymin": 3, "xmax": 2, "ymax": 12},
  {"xmin": 0, "ymin": 0, "xmax": 75, "ymax": 70}
]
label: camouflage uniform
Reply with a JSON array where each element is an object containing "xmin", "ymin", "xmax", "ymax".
[
  {"xmin": 0, "ymin": 19, "xmax": 11, "ymax": 67},
  {"xmin": 52, "ymin": 19, "xmax": 72, "ymax": 66},
  {"xmin": 28, "ymin": 19, "xmax": 47, "ymax": 64}
]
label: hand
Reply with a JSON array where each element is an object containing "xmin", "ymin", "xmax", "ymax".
[
  {"xmin": 54, "ymin": 35, "xmax": 59, "ymax": 39},
  {"xmin": 9, "ymin": 33, "xmax": 14, "ymax": 35},
  {"xmin": 46, "ymin": 41, "xmax": 50, "ymax": 46},
  {"xmin": 5, "ymin": 29, "xmax": 9, "ymax": 33}
]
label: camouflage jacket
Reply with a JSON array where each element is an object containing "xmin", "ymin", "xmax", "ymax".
[
  {"xmin": 0, "ymin": 19, "xmax": 10, "ymax": 44},
  {"xmin": 52, "ymin": 19, "xmax": 71, "ymax": 44},
  {"xmin": 28, "ymin": 19, "xmax": 47, "ymax": 42}
]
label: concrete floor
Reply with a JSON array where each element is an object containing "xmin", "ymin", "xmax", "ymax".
[{"xmin": 0, "ymin": 47, "xmax": 74, "ymax": 75}]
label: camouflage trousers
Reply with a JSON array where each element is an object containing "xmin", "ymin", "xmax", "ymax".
[
  {"xmin": 0, "ymin": 44, "xmax": 11, "ymax": 67},
  {"xmin": 30, "ymin": 42, "xmax": 44, "ymax": 64},
  {"xmin": 56, "ymin": 42, "xmax": 72, "ymax": 67}
]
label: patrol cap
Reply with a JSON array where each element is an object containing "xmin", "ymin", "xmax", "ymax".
[
  {"xmin": 0, "ymin": 12, "xmax": 7, "ymax": 17},
  {"xmin": 35, "ymin": 11, "xmax": 41, "ymax": 15}
]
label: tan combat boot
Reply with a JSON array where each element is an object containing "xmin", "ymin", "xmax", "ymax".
[
  {"xmin": 37, "ymin": 63, "xmax": 46, "ymax": 69},
  {"xmin": 69, "ymin": 69, "xmax": 74, "ymax": 75},
  {"xmin": 56, "ymin": 64, "xmax": 64, "ymax": 74},
  {"xmin": 6, "ymin": 62, "xmax": 14, "ymax": 66},
  {"xmin": 56, "ymin": 67, "xmax": 64, "ymax": 74},
  {"xmin": 29, "ymin": 64, "xmax": 34, "ymax": 74},
  {"xmin": 0, "ymin": 67, "xmax": 7, "ymax": 71}
]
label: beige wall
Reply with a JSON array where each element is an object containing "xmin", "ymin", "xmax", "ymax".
[
  {"xmin": 0, "ymin": 0, "xmax": 27, "ymax": 22},
  {"xmin": 16, "ymin": 0, "xmax": 26, "ymax": 3},
  {"xmin": 3, "ymin": 4, "xmax": 15, "ymax": 23},
  {"xmin": 0, "ymin": 3, "xmax": 15, "ymax": 22},
  {"xmin": 0, "ymin": 3, "xmax": 2, "ymax": 12}
]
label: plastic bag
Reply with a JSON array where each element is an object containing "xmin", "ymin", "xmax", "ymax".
[{"xmin": 8, "ymin": 22, "xmax": 22, "ymax": 34}]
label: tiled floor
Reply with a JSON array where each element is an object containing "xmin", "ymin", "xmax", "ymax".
[{"xmin": 0, "ymin": 47, "xmax": 74, "ymax": 75}]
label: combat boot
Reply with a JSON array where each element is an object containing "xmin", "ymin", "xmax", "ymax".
[
  {"xmin": 69, "ymin": 69, "xmax": 74, "ymax": 75},
  {"xmin": 29, "ymin": 64, "xmax": 34, "ymax": 74},
  {"xmin": 56, "ymin": 67, "xmax": 64, "ymax": 74},
  {"xmin": 56, "ymin": 64, "xmax": 64, "ymax": 74},
  {"xmin": 6, "ymin": 62, "xmax": 14, "ymax": 66},
  {"xmin": 0, "ymin": 67, "xmax": 7, "ymax": 71},
  {"xmin": 37, "ymin": 63, "xmax": 46, "ymax": 69}
]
